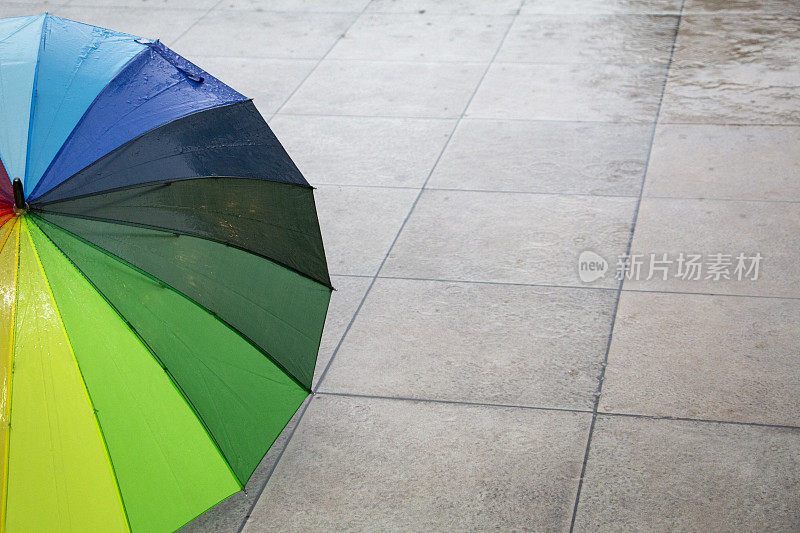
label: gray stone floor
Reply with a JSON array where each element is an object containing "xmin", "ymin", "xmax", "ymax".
[{"xmin": 4, "ymin": 0, "xmax": 799, "ymax": 531}]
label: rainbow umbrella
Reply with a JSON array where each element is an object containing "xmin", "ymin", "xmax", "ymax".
[{"xmin": 0, "ymin": 14, "xmax": 331, "ymax": 533}]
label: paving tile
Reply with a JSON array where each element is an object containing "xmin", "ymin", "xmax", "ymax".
[
  {"xmin": 428, "ymin": 119, "xmax": 651, "ymax": 195},
  {"xmin": 662, "ymin": 58, "xmax": 799, "ymax": 126},
  {"xmin": 520, "ymin": 0, "xmax": 682, "ymax": 15},
  {"xmin": 624, "ymin": 197, "xmax": 800, "ymax": 297},
  {"xmin": 367, "ymin": 0, "xmax": 522, "ymax": 15},
  {"xmin": 672, "ymin": 15, "xmax": 798, "ymax": 68},
  {"xmin": 0, "ymin": 3, "xmax": 69, "ymax": 17},
  {"xmin": 683, "ymin": 0, "xmax": 800, "ymax": 14},
  {"xmin": 313, "ymin": 275, "xmax": 372, "ymax": 386},
  {"xmin": 573, "ymin": 416, "xmax": 800, "ymax": 532},
  {"xmin": 601, "ymin": 291, "xmax": 800, "ymax": 426},
  {"xmin": 185, "ymin": 57, "xmax": 316, "ymax": 116},
  {"xmin": 497, "ymin": 15, "xmax": 677, "ymax": 65},
  {"xmin": 173, "ymin": 10, "xmax": 354, "ymax": 59},
  {"xmin": 244, "ymin": 395, "xmax": 591, "ymax": 531},
  {"xmin": 644, "ymin": 124, "xmax": 800, "ymax": 201},
  {"xmin": 270, "ymin": 115, "xmax": 455, "ymax": 187},
  {"xmin": 178, "ymin": 396, "xmax": 312, "ymax": 533},
  {"xmin": 466, "ymin": 62, "xmax": 667, "ymax": 122},
  {"xmin": 282, "ymin": 59, "xmax": 486, "ymax": 117},
  {"xmin": 329, "ymin": 13, "xmax": 512, "ymax": 62},
  {"xmin": 68, "ymin": 0, "xmax": 218, "ymax": 8},
  {"xmin": 1, "ymin": 0, "xmax": 65, "ymax": 5},
  {"xmin": 217, "ymin": 0, "xmax": 370, "ymax": 11},
  {"xmin": 320, "ymin": 278, "xmax": 616, "ymax": 409},
  {"xmin": 315, "ymin": 185, "xmax": 419, "ymax": 277},
  {"xmin": 382, "ymin": 190, "xmax": 636, "ymax": 287},
  {"xmin": 57, "ymin": 5, "xmax": 206, "ymax": 43},
  {"xmin": 661, "ymin": 16, "xmax": 800, "ymax": 124}
]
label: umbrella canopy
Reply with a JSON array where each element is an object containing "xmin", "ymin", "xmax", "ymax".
[{"xmin": 0, "ymin": 14, "xmax": 332, "ymax": 533}]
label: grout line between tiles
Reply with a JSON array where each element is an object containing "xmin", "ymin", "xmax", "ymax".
[
  {"xmin": 272, "ymin": 111, "xmax": 800, "ymax": 127},
  {"xmin": 167, "ymin": 0, "xmax": 225, "ymax": 47},
  {"xmin": 620, "ymin": 287, "xmax": 800, "ymax": 300},
  {"xmin": 315, "ymin": 391, "xmax": 594, "ymax": 415},
  {"xmin": 317, "ymin": 184, "xmax": 641, "ymax": 198},
  {"xmin": 312, "ymin": 0, "xmax": 526, "ymax": 393},
  {"xmin": 354, "ymin": 274, "xmax": 619, "ymax": 291},
  {"xmin": 643, "ymin": 195, "xmax": 800, "ymax": 204},
  {"xmin": 330, "ymin": 273, "xmax": 800, "ymax": 301},
  {"xmin": 315, "ymin": 391, "xmax": 800, "ymax": 431},
  {"xmin": 568, "ymin": 0, "xmax": 686, "ymax": 530},
  {"xmin": 313, "ymin": 183, "xmax": 800, "ymax": 205},
  {"xmin": 265, "ymin": 6, "xmax": 373, "ymax": 122},
  {"xmin": 597, "ymin": 410, "xmax": 800, "ymax": 431}
]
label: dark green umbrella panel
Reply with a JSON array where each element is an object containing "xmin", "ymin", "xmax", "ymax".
[{"xmin": 0, "ymin": 13, "xmax": 331, "ymax": 533}]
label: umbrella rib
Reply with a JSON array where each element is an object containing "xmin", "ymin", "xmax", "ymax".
[
  {"xmin": 26, "ymin": 47, "xmax": 153, "ymax": 201},
  {"xmin": 22, "ymin": 15, "xmax": 46, "ymax": 192},
  {"xmin": 51, "ymin": 216, "xmax": 322, "ymax": 346},
  {"xmin": 0, "ymin": 218, "xmax": 19, "ymax": 533},
  {"xmin": 28, "ymin": 216, "xmax": 247, "ymax": 492},
  {"xmin": 134, "ymin": 234, "xmax": 321, "ymax": 347},
  {"xmin": 32, "ymin": 206, "xmax": 332, "ymax": 289},
  {"xmin": 32, "ymin": 174, "xmax": 313, "ymax": 208},
  {"xmin": 28, "ymin": 100, "xmax": 285, "ymax": 203}
]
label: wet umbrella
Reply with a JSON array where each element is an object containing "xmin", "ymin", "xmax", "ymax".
[{"xmin": 0, "ymin": 14, "xmax": 331, "ymax": 532}]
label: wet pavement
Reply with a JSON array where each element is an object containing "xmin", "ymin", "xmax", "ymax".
[{"xmin": 3, "ymin": 0, "xmax": 799, "ymax": 531}]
